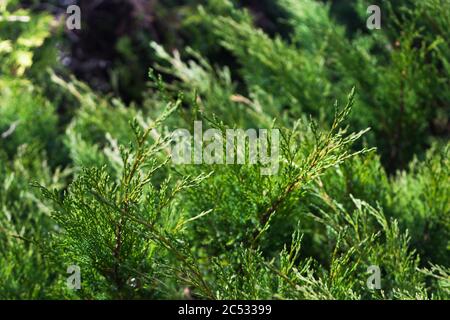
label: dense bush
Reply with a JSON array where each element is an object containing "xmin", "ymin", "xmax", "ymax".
[{"xmin": 0, "ymin": 0, "xmax": 448, "ymax": 299}]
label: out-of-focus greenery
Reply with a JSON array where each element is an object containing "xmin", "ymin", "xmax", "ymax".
[{"xmin": 0, "ymin": 0, "xmax": 448, "ymax": 299}]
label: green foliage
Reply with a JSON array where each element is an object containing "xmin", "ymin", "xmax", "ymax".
[
  {"xmin": 387, "ymin": 143, "xmax": 450, "ymax": 267},
  {"xmin": 0, "ymin": 0, "xmax": 56, "ymax": 78},
  {"xmin": 0, "ymin": 79, "xmax": 59, "ymax": 160},
  {"xmin": 0, "ymin": 0, "xmax": 448, "ymax": 300},
  {"xmin": 0, "ymin": 145, "xmax": 70, "ymax": 299}
]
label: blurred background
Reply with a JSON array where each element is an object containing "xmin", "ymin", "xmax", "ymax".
[
  {"xmin": 6, "ymin": 0, "xmax": 447, "ymax": 172},
  {"xmin": 17, "ymin": 0, "xmax": 380, "ymax": 102}
]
